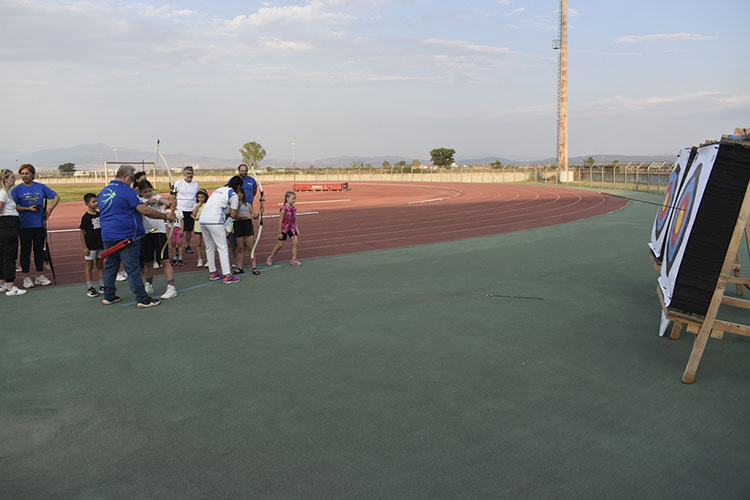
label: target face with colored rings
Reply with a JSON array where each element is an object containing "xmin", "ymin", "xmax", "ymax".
[
  {"xmin": 665, "ymin": 163, "xmax": 702, "ymax": 274},
  {"xmin": 655, "ymin": 166, "xmax": 680, "ymax": 238}
]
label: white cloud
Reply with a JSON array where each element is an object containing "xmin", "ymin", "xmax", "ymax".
[
  {"xmin": 261, "ymin": 37, "xmax": 314, "ymax": 51},
  {"xmin": 136, "ymin": 5, "xmax": 196, "ymax": 18},
  {"xmin": 498, "ymin": 0, "xmax": 513, "ymax": 4},
  {"xmin": 615, "ymin": 33, "xmax": 717, "ymax": 43},
  {"xmin": 583, "ymin": 91, "xmax": 723, "ymax": 110},
  {"xmin": 508, "ymin": 7, "xmax": 525, "ymax": 15},
  {"xmin": 219, "ymin": 2, "xmax": 353, "ymax": 30},
  {"xmin": 422, "ymin": 38, "xmax": 517, "ymax": 56}
]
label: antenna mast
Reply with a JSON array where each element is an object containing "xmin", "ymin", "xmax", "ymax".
[{"xmin": 554, "ymin": 0, "xmax": 569, "ymax": 180}]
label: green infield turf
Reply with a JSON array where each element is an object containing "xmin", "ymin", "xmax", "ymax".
[{"xmin": 3, "ymin": 191, "xmax": 749, "ymax": 499}]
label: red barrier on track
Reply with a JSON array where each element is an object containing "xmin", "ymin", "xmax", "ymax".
[{"xmin": 294, "ymin": 182, "xmax": 349, "ymax": 191}]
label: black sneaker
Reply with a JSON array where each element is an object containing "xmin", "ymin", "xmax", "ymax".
[
  {"xmin": 185, "ymin": 246, "xmax": 194, "ymax": 254},
  {"xmin": 102, "ymin": 296, "xmax": 121, "ymax": 305},
  {"xmin": 171, "ymin": 257, "xmax": 178, "ymax": 265},
  {"xmin": 137, "ymin": 296, "xmax": 161, "ymax": 309},
  {"xmin": 178, "ymin": 258, "xmax": 184, "ymax": 266},
  {"xmin": 87, "ymin": 287, "xmax": 99, "ymax": 298}
]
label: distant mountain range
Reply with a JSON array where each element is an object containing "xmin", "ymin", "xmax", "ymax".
[{"xmin": 0, "ymin": 143, "xmax": 672, "ymax": 170}]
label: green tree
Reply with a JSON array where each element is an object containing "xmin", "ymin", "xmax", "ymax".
[
  {"xmin": 430, "ymin": 148, "xmax": 455, "ymax": 167},
  {"xmin": 411, "ymin": 159, "xmax": 421, "ymax": 168},
  {"xmin": 583, "ymin": 156, "xmax": 595, "ymax": 167},
  {"xmin": 382, "ymin": 160, "xmax": 391, "ymax": 170},
  {"xmin": 490, "ymin": 160, "xmax": 503, "ymax": 169},
  {"xmin": 395, "ymin": 160, "xmax": 406, "ymax": 169},
  {"xmin": 239, "ymin": 141, "xmax": 267, "ymax": 167},
  {"xmin": 58, "ymin": 162, "xmax": 76, "ymax": 175}
]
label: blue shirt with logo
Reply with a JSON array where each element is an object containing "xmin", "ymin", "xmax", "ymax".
[
  {"xmin": 98, "ymin": 180, "xmax": 145, "ymax": 241},
  {"xmin": 11, "ymin": 182, "xmax": 58, "ymax": 229}
]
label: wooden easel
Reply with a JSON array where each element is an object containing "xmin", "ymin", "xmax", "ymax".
[{"xmin": 657, "ymin": 176, "xmax": 750, "ymax": 383}]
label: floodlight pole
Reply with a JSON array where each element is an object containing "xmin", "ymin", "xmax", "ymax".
[
  {"xmin": 554, "ymin": 0, "xmax": 569, "ymax": 181},
  {"xmin": 113, "ymin": 147, "xmax": 119, "ymax": 162},
  {"xmin": 291, "ymin": 141, "xmax": 296, "ymax": 169}
]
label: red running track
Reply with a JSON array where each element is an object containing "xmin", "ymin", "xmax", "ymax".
[{"xmin": 40, "ymin": 182, "xmax": 627, "ymax": 286}]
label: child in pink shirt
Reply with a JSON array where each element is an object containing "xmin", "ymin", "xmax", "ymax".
[{"xmin": 267, "ymin": 191, "xmax": 301, "ymax": 266}]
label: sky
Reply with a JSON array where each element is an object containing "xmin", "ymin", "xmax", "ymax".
[{"xmin": 1, "ymin": 0, "xmax": 749, "ymax": 162}]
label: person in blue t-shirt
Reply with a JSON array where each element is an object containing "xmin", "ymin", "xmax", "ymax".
[
  {"xmin": 11, "ymin": 164, "xmax": 60, "ymax": 289},
  {"xmin": 98, "ymin": 165, "xmax": 176, "ymax": 309}
]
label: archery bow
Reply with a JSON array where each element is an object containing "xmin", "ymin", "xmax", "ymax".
[
  {"xmin": 42, "ymin": 197, "xmax": 56, "ymax": 284},
  {"xmin": 250, "ymin": 161, "xmax": 264, "ymax": 262},
  {"xmin": 157, "ymin": 140, "xmax": 176, "ymax": 260}
]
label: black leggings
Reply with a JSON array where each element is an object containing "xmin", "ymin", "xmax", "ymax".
[
  {"xmin": 0, "ymin": 216, "xmax": 20, "ymax": 282},
  {"xmin": 19, "ymin": 227, "xmax": 46, "ymax": 273}
]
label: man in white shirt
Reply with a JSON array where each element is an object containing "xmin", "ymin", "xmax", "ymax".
[{"xmin": 173, "ymin": 166, "xmax": 200, "ymax": 261}]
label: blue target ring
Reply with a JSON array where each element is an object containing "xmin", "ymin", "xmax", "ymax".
[{"xmin": 655, "ymin": 167, "xmax": 680, "ymax": 237}]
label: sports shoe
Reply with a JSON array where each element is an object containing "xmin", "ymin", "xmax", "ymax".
[
  {"xmin": 0, "ymin": 284, "xmax": 6, "ymax": 293},
  {"xmin": 290, "ymin": 259, "xmax": 302, "ymax": 266},
  {"xmin": 99, "ymin": 285, "xmax": 104, "ymax": 291},
  {"xmin": 35, "ymin": 275, "xmax": 52, "ymax": 286},
  {"xmin": 209, "ymin": 271, "xmax": 223, "ymax": 281},
  {"xmin": 202, "ymin": 261, "xmax": 209, "ymax": 268},
  {"xmin": 171, "ymin": 257, "xmax": 178, "ymax": 265},
  {"xmin": 86, "ymin": 287, "xmax": 99, "ymax": 298},
  {"xmin": 197, "ymin": 258, "xmax": 204, "ymax": 267},
  {"xmin": 266, "ymin": 257, "xmax": 273, "ymax": 266},
  {"xmin": 178, "ymin": 258, "xmax": 184, "ymax": 266},
  {"xmin": 23, "ymin": 277, "xmax": 34, "ymax": 288},
  {"xmin": 144, "ymin": 281, "xmax": 155, "ymax": 295},
  {"xmin": 116, "ymin": 271, "xmax": 128, "ymax": 281},
  {"xmin": 185, "ymin": 246, "xmax": 194, "ymax": 254},
  {"xmin": 5, "ymin": 286, "xmax": 27, "ymax": 296},
  {"xmin": 161, "ymin": 284, "xmax": 177, "ymax": 299},
  {"xmin": 153, "ymin": 261, "xmax": 160, "ymax": 269},
  {"xmin": 136, "ymin": 297, "xmax": 161, "ymax": 309},
  {"xmin": 102, "ymin": 296, "xmax": 121, "ymax": 305},
  {"xmin": 223, "ymin": 274, "xmax": 241, "ymax": 284}
]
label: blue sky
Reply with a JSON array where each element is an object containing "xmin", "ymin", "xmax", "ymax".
[{"xmin": 1, "ymin": 0, "xmax": 748, "ymax": 162}]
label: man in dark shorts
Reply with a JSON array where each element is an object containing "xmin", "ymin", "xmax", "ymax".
[{"xmin": 174, "ymin": 166, "xmax": 199, "ymax": 262}]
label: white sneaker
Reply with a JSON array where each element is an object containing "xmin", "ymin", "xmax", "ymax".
[
  {"xmin": 6, "ymin": 286, "xmax": 27, "ymax": 296},
  {"xmin": 0, "ymin": 284, "xmax": 6, "ymax": 293},
  {"xmin": 161, "ymin": 284, "xmax": 177, "ymax": 300},
  {"xmin": 116, "ymin": 271, "xmax": 128, "ymax": 281},
  {"xmin": 23, "ymin": 277, "xmax": 34, "ymax": 288},
  {"xmin": 35, "ymin": 275, "xmax": 52, "ymax": 286},
  {"xmin": 153, "ymin": 261, "xmax": 160, "ymax": 269},
  {"xmin": 144, "ymin": 282, "xmax": 155, "ymax": 295},
  {"xmin": 197, "ymin": 259, "xmax": 204, "ymax": 267}
]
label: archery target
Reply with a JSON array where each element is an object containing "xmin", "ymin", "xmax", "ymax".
[
  {"xmin": 658, "ymin": 144, "xmax": 717, "ymax": 309},
  {"xmin": 648, "ymin": 147, "xmax": 696, "ymax": 261},
  {"xmin": 658, "ymin": 140, "xmax": 750, "ymax": 316}
]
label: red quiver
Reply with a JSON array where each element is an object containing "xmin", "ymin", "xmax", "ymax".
[{"xmin": 100, "ymin": 238, "xmax": 132, "ymax": 259}]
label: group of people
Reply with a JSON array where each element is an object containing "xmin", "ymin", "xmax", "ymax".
[
  {"xmin": 0, "ymin": 164, "xmax": 60, "ymax": 296},
  {"xmin": 0, "ymin": 163, "xmax": 302, "ymax": 307}
]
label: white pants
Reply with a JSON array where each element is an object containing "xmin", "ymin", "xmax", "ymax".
[{"xmin": 202, "ymin": 224, "xmax": 231, "ymax": 276}]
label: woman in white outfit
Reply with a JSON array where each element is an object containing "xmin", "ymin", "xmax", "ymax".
[{"xmin": 199, "ymin": 176, "xmax": 247, "ymax": 284}]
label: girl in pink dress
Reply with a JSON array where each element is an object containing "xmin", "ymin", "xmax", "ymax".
[{"xmin": 267, "ymin": 191, "xmax": 301, "ymax": 266}]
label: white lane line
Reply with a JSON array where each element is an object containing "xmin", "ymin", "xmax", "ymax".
[
  {"xmin": 263, "ymin": 211, "xmax": 319, "ymax": 218},
  {"xmin": 408, "ymin": 197, "xmax": 449, "ymax": 205},
  {"xmin": 276, "ymin": 199, "xmax": 350, "ymax": 205}
]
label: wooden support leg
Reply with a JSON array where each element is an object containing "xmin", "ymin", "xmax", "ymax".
[
  {"xmin": 734, "ymin": 256, "xmax": 743, "ymax": 296},
  {"xmin": 669, "ymin": 322, "xmax": 683, "ymax": 340},
  {"xmin": 682, "ymin": 323, "xmax": 713, "ymax": 384}
]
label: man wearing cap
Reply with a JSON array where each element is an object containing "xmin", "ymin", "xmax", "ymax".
[{"xmin": 98, "ymin": 165, "xmax": 176, "ymax": 308}]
